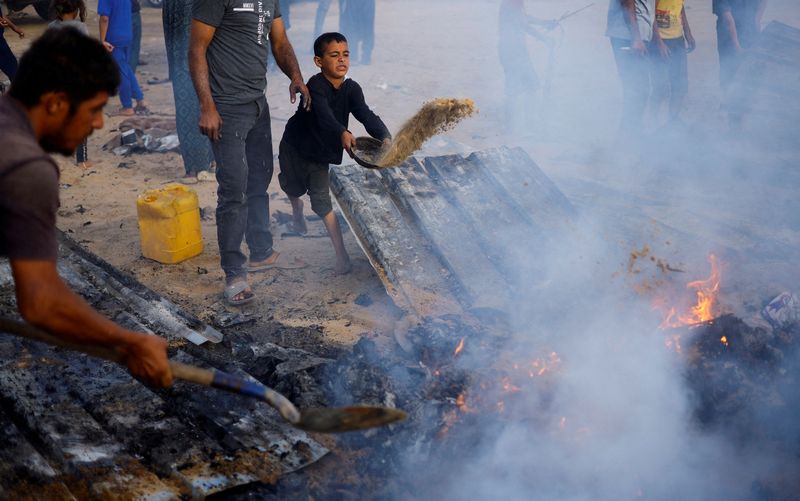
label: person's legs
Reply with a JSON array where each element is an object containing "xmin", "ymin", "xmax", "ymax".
[
  {"xmin": 611, "ymin": 37, "xmax": 650, "ymax": 135},
  {"xmin": 243, "ymin": 97, "xmax": 274, "ymax": 263},
  {"xmin": 667, "ymin": 38, "xmax": 688, "ymax": 121},
  {"xmin": 360, "ymin": 0, "xmax": 375, "ymax": 64},
  {"xmin": 278, "ymin": 140, "xmax": 309, "ymax": 234},
  {"xmin": 0, "ymin": 35, "xmax": 18, "ymax": 81},
  {"xmin": 313, "ymin": 0, "xmax": 332, "ymax": 39},
  {"xmin": 648, "ymin": 41, "xmax": 670, "ymax": 123},
  {"xmin": 164, "ymin": 0, "xmax": 213, "ymax": 176},
  {"xmin": 111, "ymin": 46, "xmax": 134, "ymax": 109},
  {"xmin": 307, "ymin": 167, "xmax": 349, "ymax": 273},
  {"xmin": 213, "ymin": 101, "xmax": 260, "ymax": 283},
  {"xmin": 129, "ymin": 10, "xmax": 142, "ymax": 71}
]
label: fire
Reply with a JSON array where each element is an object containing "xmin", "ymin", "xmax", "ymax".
[
  {"xmin": 453, "ymin": 337, "xmax": 465, "ymax": 356},
  {"xmin": 659, "ymin": 254, "xmax": 722, "ymax": 329},
  {"xmin": 720, "ymin": 336, "xmax": 728, "ymax": 346}
]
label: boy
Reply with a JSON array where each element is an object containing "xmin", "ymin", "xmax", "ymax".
[
  {"xmin": 650, "ymin": 0, "xmax": 695, "ymax": 124},
  {"xmin": 0, "ymin": 4, "xmax": 24, "ymax": 83},
  {"xmin": 98, "ymin": 0, "xmax": 149, "ymax": 115},
  {"xmin": 279, "ymin": 32, "xmax": 390, "ymax": 274}
]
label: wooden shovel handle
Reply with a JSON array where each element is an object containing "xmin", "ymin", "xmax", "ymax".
[{"xmin": 0, "ymin": 318, "xmax": 301, "ymax": 423}]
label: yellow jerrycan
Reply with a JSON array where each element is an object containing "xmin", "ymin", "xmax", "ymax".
[{"xmin": 136, "ymin": 184, "xmax": 203, "ymax": 264}]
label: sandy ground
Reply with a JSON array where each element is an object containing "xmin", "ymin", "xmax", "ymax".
[{"xmin": 3, "ymin": 0, "xmax": 799, "ymax": 344}]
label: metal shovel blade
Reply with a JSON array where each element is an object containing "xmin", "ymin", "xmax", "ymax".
[
  {"xmin": 351, "ymin": 136, "xmax": 385, "ymax": 169},
  {"xmin": 296, "ymin": 406, "xmax": 407, "ymax": 433}
]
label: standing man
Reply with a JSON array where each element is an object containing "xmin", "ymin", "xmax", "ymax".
[
  {"xmin": 650, "ymin": 0, "xmax": 695, "ymax": 125},
  {"xmin": 340, "ymin": 0, "xmax": 374, "ymax": 65},
  {"xmin": 129, "ymin": 0, "xmax": 143, "ymax": 71},
  {"xmin": 163, "ymin": 0, "xmax": 214, "ymax": 180},
  {"xmin": 712, "ymin": 0, "xmax": 767, "ymax": 129},
  {"xmin": 0, "ymin": 28, "xmax": 171, "ymax": 387},
  {"xmin": 606, "ymin": 0, "xmax": 656, "ymax": 136},
  {"xmin": 190, "ymin": 0, "xmax": 311, "ymax": 306}
]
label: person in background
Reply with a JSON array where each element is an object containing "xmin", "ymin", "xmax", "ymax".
[
  {"xmin": 163, "ymin": 0, "xmax": 214, "ymax": 181},
  {"xmin": 712, "ymin": 0, "xmax": 768, "ymax": 130},
  {"xmin": 99, "ymin": 0, "xmax": 150, "ymax": 116},
  {"xmin": 0, "ymin": 3, "xmax": 24, "ymax": 83},
  {"xmin": 650, "ymin": 0, "xmax": 695, "ymax": 126},
  {"xmin": 279, "ymin": 32, "xmax": 391, "ymax": 274},
  {"xmin": 498, "ymin": 0, "xmax": 557, "ymax": 134},
  {"xmin": 340, "ymin": 0, "xmax": 374, "ymax": 65},
  {"xmin": 50, "ymin": 0, "xmax": 93, "ymax": 168},
  {"xmin": 314, "ymin": 0, "xmax": 335, "ymax": 42},
  {"xmin": 129, "ymin": 0, "xmax": 142, "ymax": 71},
  {"xmin": 606, "ymin": 0, "xmax": 656, "ymax": 136},
  {"xmin": 0, "ymin": 28, "xmax": 172, "ymax": 388},
  {"xmin": 190, "ymin": 0, "xmax": 311, "ymax": 306}
]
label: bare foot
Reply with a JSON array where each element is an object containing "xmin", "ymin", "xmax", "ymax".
[
  {"xmin": 78, "ymin": 161, "xmax": 95, "ymax": 169},
  {"xmin": 290, "ymin": 198, "xmax": 308, "ymax": 234},
  {"xmin": 335, "ymin": 258, "xmax": 352, "ymax": 275},
  {"xmin": 112, "ymin": 107, "xmax": 135, "ymax": 117}
]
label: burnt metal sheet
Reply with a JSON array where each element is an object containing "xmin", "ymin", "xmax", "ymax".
[
  {"xmin": 0, "ymin": 235, "xmax": 327, "ymax": 499},
  {"xmin": 331, "ymin": 146, "xmax": 575, "ymax": 318}
]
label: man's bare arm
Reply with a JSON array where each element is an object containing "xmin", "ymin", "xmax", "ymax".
[
  {"xmin": 10, "ymin": 259, "xmax": 172, "ymax": 387},
  {"xmin": 755, "ymin": 0, "xmax": 767, "ymax": 32},
  {"xmin": 622, "ymin": 0, "xmax": 646, "ymax": 55},
  {"xmin": 721, "ymin": 11, "xmax": 741, "ymax": 51},
  {"xmin": 98, "ymin": 15, "xmax": 113, "ymax": 51},
  {"xmin": 681, "ymin": 7, "xmax": 695, "ymax": 52},
  {"xmin": 189, "ymin": 20, "xmax": 222, "ymax": 140},
  {"xmin": 269, "ymin": 17, "xmax": 311, "ymax": 110}
]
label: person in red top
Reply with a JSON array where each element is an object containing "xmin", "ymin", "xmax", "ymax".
[{"xmin": 0, "ymin": 28, "xmax": 172, "ymax": 388}]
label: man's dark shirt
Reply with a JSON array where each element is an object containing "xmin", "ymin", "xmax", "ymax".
[
  {"xmin": 193, "ymin": 0, "xmax": 281, "ymax": 106},
  {"xmin": 713, "ymin": 0, "xmax": 761, "ymax": 48},
  {"xmin": 282, "ymin": 73, "xmax": 390, "ymax": 165},
  {"xmin": 0, "ymin": 96, "xmax": 60, "ymax": 260}
]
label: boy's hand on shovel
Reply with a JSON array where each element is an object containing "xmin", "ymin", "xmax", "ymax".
[{"xmin": 342, "ymin": 130, "xmax": 356, "ymax": 157}]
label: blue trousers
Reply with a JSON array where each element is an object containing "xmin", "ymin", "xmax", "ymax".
[
  {"xmin": 112, "ymin": 45, "xmax": 143, "ymax": 108},
  {"xmin": 163, "ymin": 0, "xmax": 213, "ymax": 174},
  {"xmin": 212, "ymin": 96, "xmax": 275, "ymax": 281},
  {"xmin": 0, "ymin": 33, "xmax": 17, "ymax": 81}
]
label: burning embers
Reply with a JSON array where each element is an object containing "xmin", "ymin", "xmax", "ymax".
[{"xmin": 659, "ymin": 254, "xmax": 722, "ymax": 329}]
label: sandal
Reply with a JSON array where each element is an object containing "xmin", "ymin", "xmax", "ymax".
[{"xmin": 223, "ymin": 280, "xmax": 255, "ymax": 306}]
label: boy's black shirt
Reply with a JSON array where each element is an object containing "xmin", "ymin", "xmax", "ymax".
[{"xmin": 283, "ymin": 73, "xmax": 390, "ymax": 165}]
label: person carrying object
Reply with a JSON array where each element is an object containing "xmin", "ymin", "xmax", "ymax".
[
  {"xmin": 279, "ymin": 32, "xmax": 391, "ymax": 275},
  {"xmin": 190, "ymin": 0, "xmax": 311, "ymax": 307},
  {"xmin": 0, "ymin": 28, "xmax": 172, "ymax": 388},
  {"xmin": 50, "ymin": 0, "xmax": 93, "ymax": 168},
  {"xmin": 649, "ymin": 0, "xmax": 695, "ymax": 125},
  {"xmin": 606, "ymin": 0, "xmax": 656, "ymax": 136},
  {"xmin": 99, "ymin": 0, "xmax": 150, "ymax": 116}
]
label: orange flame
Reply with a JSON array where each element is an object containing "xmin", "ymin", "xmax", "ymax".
[
  {"xmin": 454, "ymin": 337, "xmax": 465, "ymax": 356},
  {"xmin": 659, "ymin": 254, "xmax": 722, "ymax": 329},
  {"xmin": 720, "ymin": 336, "xmax": 728, "ymax": 346}
]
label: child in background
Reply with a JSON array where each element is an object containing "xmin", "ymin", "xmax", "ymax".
[
  {"xmin": 279, "ymin": 32, "xmax": 391, "ymax": 274},
  {"xmin": 650, "ymin": 0, "xmax": 695, "ymax": 125},
  {"xmin": 50, "ymin": 0, "xmax": 92, "ymax": 167}
]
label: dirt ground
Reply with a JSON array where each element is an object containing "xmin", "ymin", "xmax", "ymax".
[{"xmin": 3, "ymin": 0, "xmax": 799, "ymax": 344}]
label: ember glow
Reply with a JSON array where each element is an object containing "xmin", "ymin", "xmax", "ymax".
[
  {"xmin": 720, "ymin": 336, "xmax": 728, "ymax": 346},
  {"xmin": 453, "ymin": 337, "xmax": 465, "ymax": 356},
  {"xmin": 658, "ymin": 254, "xmax": 722, "ymax": 329}
]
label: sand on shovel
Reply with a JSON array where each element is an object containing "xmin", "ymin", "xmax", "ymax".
[{"xmin": 356, "ymin": 98, "xmax": 477, "ymax": 168}]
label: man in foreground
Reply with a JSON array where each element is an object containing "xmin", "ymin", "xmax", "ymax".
[{"xmin": 0, "ymin": 28, "xmax": 172, "ymax": 387}]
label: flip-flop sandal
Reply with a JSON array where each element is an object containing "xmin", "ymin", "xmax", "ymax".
[
  {"xmin": 247, "ymin": 252, "xmax": 308, "ymax": 272},
  {"xmin": 134, "ymin": 106, "xmax": 152, "ymax": 116},
  {"xmin": 223, "ymin": 280, "xmax": 255, "ymax": 306}
]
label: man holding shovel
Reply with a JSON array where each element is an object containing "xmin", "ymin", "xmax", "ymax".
[{"xmin": 0, "ymin": 28, "xmax": 172, "ymax": 388}]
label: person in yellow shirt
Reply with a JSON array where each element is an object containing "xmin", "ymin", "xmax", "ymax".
[{"xmin": 650, "ymin": 0, "xmax": 695, "ymax": 124}]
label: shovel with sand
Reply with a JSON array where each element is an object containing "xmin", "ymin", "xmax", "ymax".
[{"xmin": 351, "ymin": 97, "xmax": 477, "ymax": 169}]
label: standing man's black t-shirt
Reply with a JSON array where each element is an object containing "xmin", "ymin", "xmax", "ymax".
[
  {"xmin": 282, "ymin": 73, "xmax": 390, "ymax": 165},
  {"xmin": 192, "ymin": 0, "xmax": 282, "ymax": 105},
  {"xmin": 0, "ymin": 96, "xmax": 60, "ymax": 260}
]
